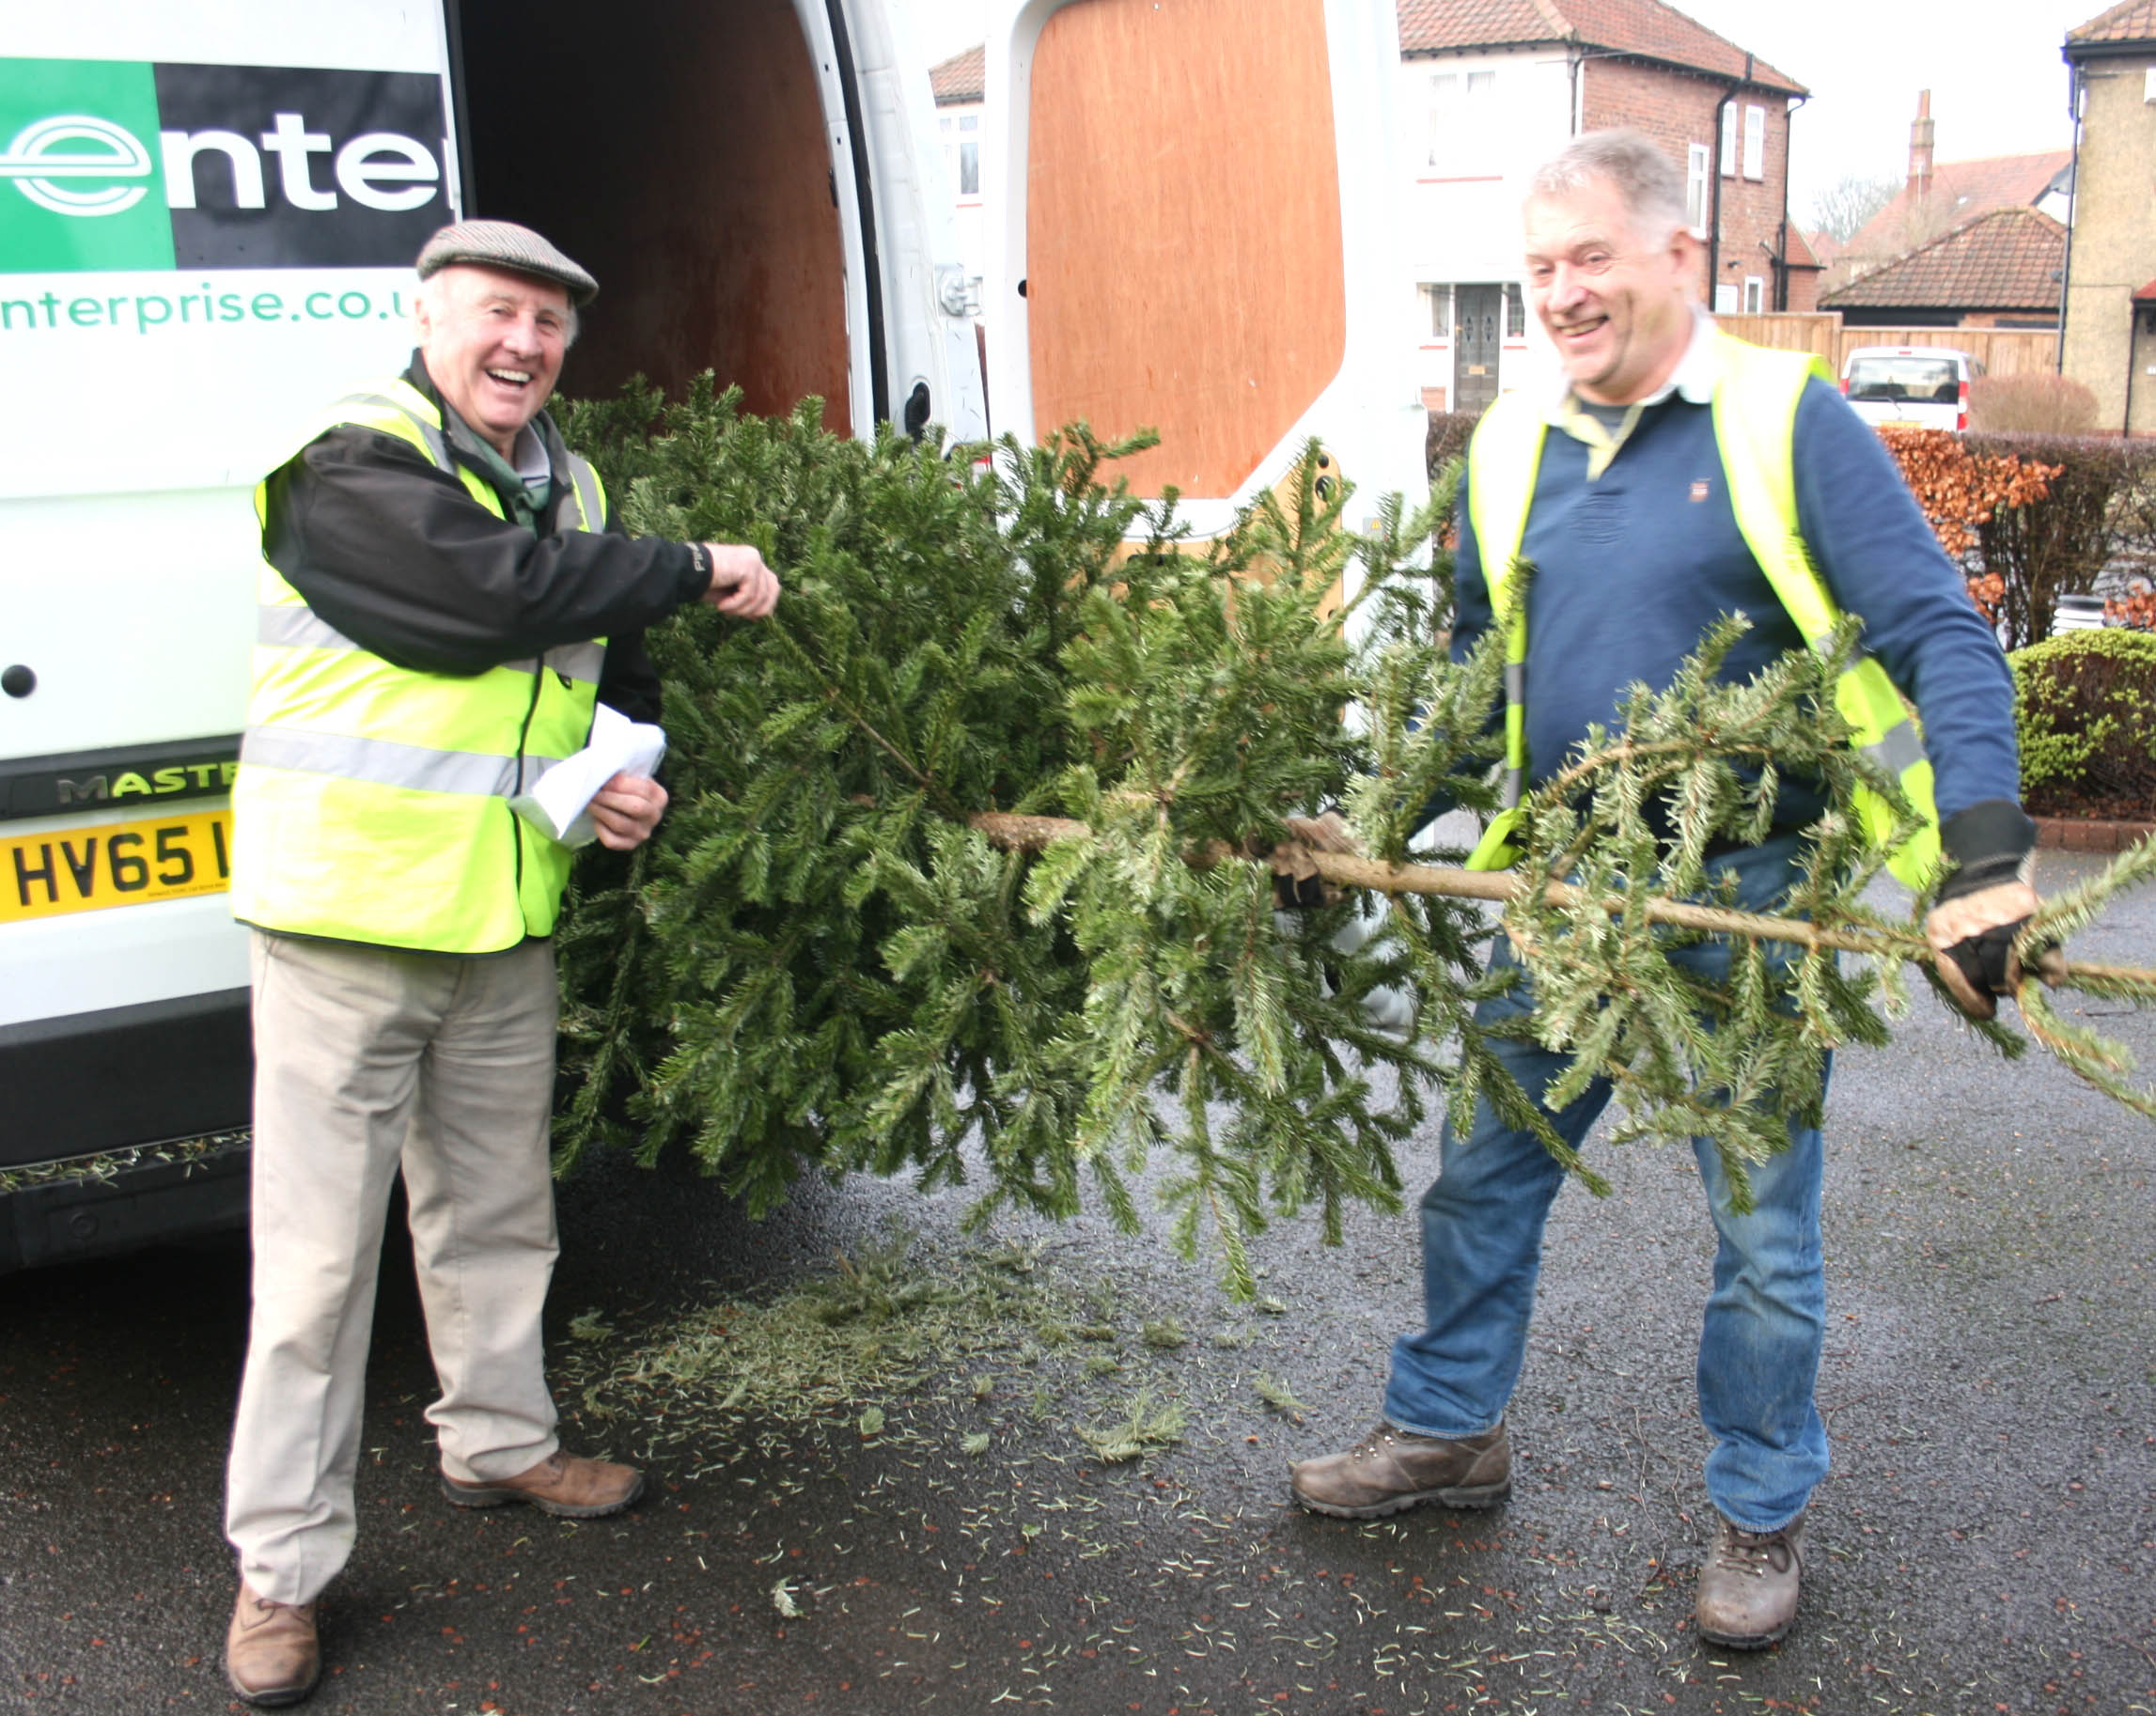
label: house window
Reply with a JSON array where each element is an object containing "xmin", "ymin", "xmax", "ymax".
[
  {"xmin": 1426, "ymin": 66, "xmax": 1495, "ymax": 169},
  {"xmin": 1424, "ymin": 71, "xmax": 1457, "ymax": 166},
  {"xmin": 1719, "ymin": 101, "xmax": 1737, "ymax": 177},
  {"xmin": 1421, "ymin": 283, "xmax": 1453, "ymax": 338},
  {"xmin": 1743, "ymin": 274, "xmax": 1765, "ymax": 314},
  {"xmin": 1686, "ymin": 143, "xmax": 1711, "ymax": 237},
  {"xmin": 1505, "ymin": 281, "xmax": 1524, "ymax": 338},
  {"xmin": 1713, "ymin": 282, "xmax": 1740, "ymax": 314},
  {"xmin": 939, "ymin": 112, "xmax": 980, "ymax": 197},
  {"xmin": 1742, "ymin": 105, "xmax": 1765, "ymax": 180}
]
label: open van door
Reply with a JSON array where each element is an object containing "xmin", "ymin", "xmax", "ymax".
[{"xmin": 981, "ymin": 0, "xmax": 1426, "ymax": 569}]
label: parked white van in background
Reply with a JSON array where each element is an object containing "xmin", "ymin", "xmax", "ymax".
[{"xmin": 1840, "ymin": 345, "xmax": 1985, "ymax": 432}]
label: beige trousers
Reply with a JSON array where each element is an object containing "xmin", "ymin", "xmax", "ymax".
[{"xmin": 227, "ymin": 930, "xmax": 562, "ymax": 1606}]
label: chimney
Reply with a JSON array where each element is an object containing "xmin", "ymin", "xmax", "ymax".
[{"xmin": 1907, "ymin": 88, "xmax": 1934, "ymax": 204}]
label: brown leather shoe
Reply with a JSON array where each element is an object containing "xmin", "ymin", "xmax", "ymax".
[
  {"xmin": 225, "ymin": 1579, "xmax": 320, "ymax": 1708},
  {"xmin": 1289, "ymin": 1419, "xmax": 1509, "ymax": 1518},
  {"xmin": 440, "ymin": 1448, "xmax": 645, "ymax": 1519},
  {"xmin": 1695, "ymin": 1510, "xmax": 1805, "ymax": 1648}
]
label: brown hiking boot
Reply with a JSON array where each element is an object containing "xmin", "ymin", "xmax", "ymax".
[
  {"xmin": 1289, "ymin": 1419, "xmax": 1510, "ymax": 1519},
  {"xmin": 441, "ymin": 1448, "xmax": 645, "ymax": 1519},
  {"xmin": 225, "ymin": 1579, "xmax": 320, "ymax": 1708},
  {"xmin": 1695, "ymin": 1511, "xmax": 1805, "ymax": 1648}
]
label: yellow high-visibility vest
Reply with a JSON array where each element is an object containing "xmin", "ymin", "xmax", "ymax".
[
  {"xmin": 1461, "ymin": 331, "xmax": 1941, "ymax": 890},
  {"xmin": 230, "ymin": 379, "xmax": 610, "ymax": 951}
]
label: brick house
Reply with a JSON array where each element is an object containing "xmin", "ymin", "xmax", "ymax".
[
  {"xmin": 1820, "ymin": 206, "xmax": 2066, "ymax": 329},
  {"xmin": 2058, "ymin": 0, "xmax": 2156, "ymax": 434},
  {"xmin": 1397, "ymin": 0, "xmax": 1809, "ymax": 411}
]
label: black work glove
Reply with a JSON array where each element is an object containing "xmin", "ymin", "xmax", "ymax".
[
  {"xmin": 1924, "ymin": 802, "xmax": 2063, "ymax": 1021},
  {"xmin": 1266, "ymin": 810, "xmax": 1356, "ymax": 911}
]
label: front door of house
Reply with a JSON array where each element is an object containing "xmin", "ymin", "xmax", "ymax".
[{"xmin": 1453, "ymin": 284, "xmax": 1501, "ymax": 414}]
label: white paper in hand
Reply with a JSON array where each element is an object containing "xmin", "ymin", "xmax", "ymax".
[{"xmin": 508, "ymin": 702, "xmax": 668, "ymax": 849}]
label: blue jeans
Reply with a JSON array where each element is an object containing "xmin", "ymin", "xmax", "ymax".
[{"xmin": 1383, "ymin": 835, "xmax": 1829, "ymax": 1533}]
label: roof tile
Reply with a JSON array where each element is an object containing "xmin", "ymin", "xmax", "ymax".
[
  {"xmin": 930, "ymin": 45, "xmax": 984, "ymax": 105},
  {"xmin": 1398, "ymin": 0, "xmax": 1804, "ymax": 93},
  {"xmin": 2068, "ymin": 0, "xmax": 2156, "ymax": 46},
  {"xmin": 1842, "ymin": 150, "xmax": 2070, "ymax": 261},
  {"xmin": 1820, "ymin": 206, "xmax": 2065, "ymax": 311}
]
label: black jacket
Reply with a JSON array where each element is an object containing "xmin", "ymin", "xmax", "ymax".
[{"xmin": 257, "ymin": 355, "xmax": 704, "ymax": 725}]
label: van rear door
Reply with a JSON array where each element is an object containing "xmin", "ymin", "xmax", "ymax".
[{"xmin": 981, "ymin": 0, "xmax": 1426, "ymax": 574}]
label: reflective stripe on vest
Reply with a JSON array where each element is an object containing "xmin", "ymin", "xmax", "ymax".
[
  {"xmin": 230, "ymin": 378, "xmax": 613, "ymax": 952},
  {"xmin": 254, "ymin": 603, "xmax": 606, "ymax": 685},
  {"xmin": 1461, "ymin": 331, "xmax": 1942, "ymax": 890},
  {"xmin": 241, "ymin": 726, "xmax": 571, "ymax": 798}
]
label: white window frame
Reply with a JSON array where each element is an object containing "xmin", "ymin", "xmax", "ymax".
[
  {"xmin": 1742, "ymin": 104, "xmax": 1765, "ymax": 180},
  {"xmin": 1720, "ymin": 101, "xmax": 1737, "ymax": 177},
  {"xmin": 1425, "ymin": 70, "xmax": 1458, "ymax": 167},
  {"xmin": 1427, "ymin": 66, "xmax": 1495, "ymax": 171},
  {"xmin": 1686, "ymin": 143, "xmax": 1711, "ymax": 238},
  {"xmin": 1420, "ymin": 282, "xmax": 1453, "ymax": 339},
  {"xmin": 940, "ymin": 109, "xmax": 982, "ymax": 202},
  {"xmin": 1742, "ymin": 274, "xmax": 1765, "ymax": 314}
]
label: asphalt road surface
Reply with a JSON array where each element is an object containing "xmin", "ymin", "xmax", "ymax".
[{"xmin": 4, "ymin": 848, "xmax": 2151, "ymax": 1716}]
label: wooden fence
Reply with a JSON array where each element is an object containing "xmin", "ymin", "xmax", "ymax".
[{"xmin": 1713, "ymin": 314, "xmax": 2058, "ymax": 378}]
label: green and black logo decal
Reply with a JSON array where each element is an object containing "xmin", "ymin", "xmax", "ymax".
[{"xmin": 1, "ymin": 58, "xmax": 451, "ymax": 273}]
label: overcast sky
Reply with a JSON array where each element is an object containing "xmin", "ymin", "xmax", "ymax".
[{"xmin": 904, "ymin": 0, "xmax": 2091, "ymax": 226}]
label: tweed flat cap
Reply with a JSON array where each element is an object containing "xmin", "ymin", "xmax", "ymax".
[{"xmin": 415, "ymin": 219, "xmax": 599, "ymax": 305}]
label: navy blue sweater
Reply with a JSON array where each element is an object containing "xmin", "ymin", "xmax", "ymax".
[{"xmin": 1452, "ymin": 378, "xmax": 2023, "ymax": 842}]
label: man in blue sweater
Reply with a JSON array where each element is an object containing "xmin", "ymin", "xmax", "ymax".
[{"xmin": 1290, "ymin": 131, "xmax": 2048, "ymax": 1649}]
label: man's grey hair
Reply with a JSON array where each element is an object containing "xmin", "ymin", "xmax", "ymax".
[
  {"xmin": 414, "ymin": 267, "xmax": 581, "ymax": 347},
  {"xmin": 1527, "ymin": 129, "xmax": 1691, "ymax": 245}
]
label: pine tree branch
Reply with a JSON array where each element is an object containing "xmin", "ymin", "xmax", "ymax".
[
  {"xmin": 764, "ymin": 610, "xmax": 971, "ymax": 822},
  {"xmin": 964, "ymin": 810, "xmax": 2152, "ymax": 991}
]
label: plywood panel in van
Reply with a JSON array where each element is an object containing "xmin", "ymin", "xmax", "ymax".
[
  {"xmin": 461, "ymin": 0, "xmax": 851, "ymax": 429},
  {"xmin": 1024, "ymin": 0, "xmax": 1347, "ymax": 499}
]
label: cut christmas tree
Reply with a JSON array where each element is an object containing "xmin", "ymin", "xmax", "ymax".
[{"xmin": 555, "ymin": 382, "xmax": 2156, "ymax": 1293}]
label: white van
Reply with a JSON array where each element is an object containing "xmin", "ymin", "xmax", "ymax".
[
  {"xmin": 0, "ymin": 0, "xmax": 986, "ymax": 1269},
  {"xmin": 1, "ymin": 0, "xmax": 1424, "ymax": 1269},
  {"xmin": 1839, "ymin": 345, "xmax": 1984, "ymax": 432}
]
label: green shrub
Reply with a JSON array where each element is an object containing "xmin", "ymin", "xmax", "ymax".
[{"xmin": 2009, "ymin": 628, "xmax": 2156, "ymax": 815}]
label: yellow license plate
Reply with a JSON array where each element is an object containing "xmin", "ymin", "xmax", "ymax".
[{"xmin": 3, "ymin": 808, "xmax": 232, "ymax": 925}]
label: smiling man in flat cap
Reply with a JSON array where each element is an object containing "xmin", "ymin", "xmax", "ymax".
[{"xmin": 219, "ymin": 219, "xmax": 777, "ymax": 1707}]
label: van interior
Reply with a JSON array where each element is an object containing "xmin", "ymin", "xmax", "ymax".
[{"xmin": 456, "ymin": 0, "xmax": 852, "ymax": 430}]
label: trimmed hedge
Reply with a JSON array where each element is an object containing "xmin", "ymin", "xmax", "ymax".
[
  {"xmin": 1425, "ymin": 409, "xmax": 1481, "ymax": 481},
  {"xmin": 2010, "ymin": 628, "xmax": 2156, "ymax": 818}
]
